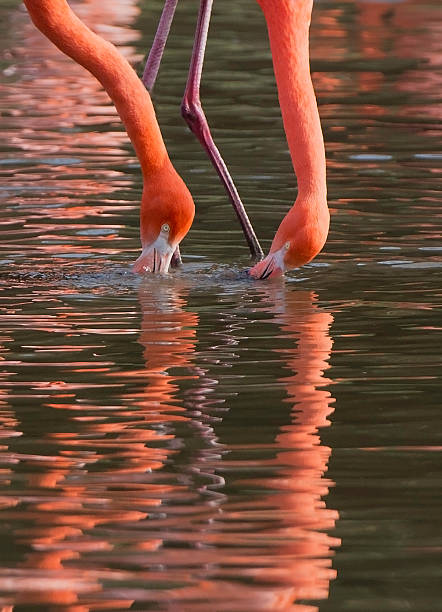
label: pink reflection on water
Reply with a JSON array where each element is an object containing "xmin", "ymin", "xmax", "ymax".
[
  {"xmin": 0, "ymin": 281, "xmax": 200, "ymax": 609},
  {"xmin": 139, "ymin": 289, "xmax": 340, "ymax": 611},
  {"xmin": 231, "ymin": 288, "xmax": 339, "ymax": 609},
  {"xmin": 0, "ymin": 0, "xmax": 147, "ymax": 269},
  {"xmin": 0, "ymin": 280, "xmax": 340, "ymax": 610}
]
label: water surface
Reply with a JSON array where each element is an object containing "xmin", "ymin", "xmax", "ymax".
[{"xmin": 0, "ymin": 0, "xmax": 441, "ymax": 610}]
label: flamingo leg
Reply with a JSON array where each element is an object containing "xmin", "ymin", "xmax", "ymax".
[
  {"xmin": 181, "ymin": 0, "xmax": 263, "ymax": 260},
  {"xmin": 142, "ymin": 0, "xmax": 178, "ymax": 92}
]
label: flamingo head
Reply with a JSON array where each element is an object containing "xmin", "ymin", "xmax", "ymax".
[
  {"xmin": 249, "ymin": 201, "xmax": 329, "ymax": 280},
  {"xmin": 133, "ymin": 170, "xmax": 195, "ymax": 274}
]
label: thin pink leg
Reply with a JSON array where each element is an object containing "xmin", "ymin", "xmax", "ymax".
[
  {"xmin": 142, "ymin": 0, "xmax": 178, "ymax": 92},
  {"xmin": 181, "ymin": 0, "xmax": 263, "ymax": 260}
]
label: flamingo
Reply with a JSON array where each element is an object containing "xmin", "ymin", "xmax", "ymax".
[
  {"xmin": 249, "ymin": 0, "xmax": 329, "ymax": 278},
  {"xmin": 23, "ymin": 0, "xmax": 328, "ymax": 279},
  {"xmin": 23, "ymin": 0, "xmax": 197, "ymax": 274},
  {"xmin": 145, "ymin": 0, "xmax": 329, "ymax": 279}
]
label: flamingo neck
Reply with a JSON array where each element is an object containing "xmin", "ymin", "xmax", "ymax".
[
  {"xmin": 23, "ymin": 0, "xmax": 170, "ymax": 178},
  {"xmin": 258, "ymin": 0, "xmax": 326, "ymax": 202}
]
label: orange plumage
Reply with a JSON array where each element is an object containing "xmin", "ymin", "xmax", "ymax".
[
  {"xmin": 250, "ymin": 0, "xmax": 329, "ymax": 278},
  {"xmin": 23, "ymin": 0, "xmax": 328, "ymax": 279},
  {"xmin": 23, "ymin": 0, "xmax": 194, "ymax": 274}
]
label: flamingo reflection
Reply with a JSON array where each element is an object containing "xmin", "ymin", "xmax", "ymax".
[
  {"xmin": 0, "ymin": 281, "xmax": 200, "ymax": 610},
  {"xmin": 229, "ymin": 288, "xmax": 339, "ymax": 610},
  {"xmin": 132, "ymin": 281, "xmax": 199, "ymax": 418},
  {"xmin": 149, "ymin": 288, "xmax": 340, "ymax": 611},
  {"xmin": 255, "ymin": 287, "xmax": 339, "ymax": 609}
]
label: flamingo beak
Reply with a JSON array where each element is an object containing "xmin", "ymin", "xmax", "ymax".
[
  {"xmin": 248, "ymin": 246, "xmax": 286, "ymax": 280},
  {"xmin": 133, "ymin": 230, "xmax": 175, "ymax": 274}
]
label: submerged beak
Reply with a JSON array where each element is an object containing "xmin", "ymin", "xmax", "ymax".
[
  {"xmin": 133, "ymin": 230, "xmax": 175, "ymax": 275},
  {"xmin": 248, "ymin": 246, "xmax": 286, "ymax": 280}
]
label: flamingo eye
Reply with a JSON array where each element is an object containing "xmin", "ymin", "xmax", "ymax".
[{"xmin": 162, "ymin": 223, "xmax": 170, "ymax": 233}]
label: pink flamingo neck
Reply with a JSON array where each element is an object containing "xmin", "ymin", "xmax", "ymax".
[
  {"xmin": 258, "ymin": 0, "xmax": 327, "ymax": 202},
  {"xmin": 23, "ymin": 0, "xmax": 170, "ymax": 179}
]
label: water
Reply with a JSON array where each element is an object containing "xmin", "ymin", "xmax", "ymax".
[{"xmin": 0, "ymin": 0, "xmax": 441, "ymax": 609}]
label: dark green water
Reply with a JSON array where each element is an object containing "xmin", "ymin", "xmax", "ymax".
[{"xmin": 0, "ymin": 0, "xmax": 441, "ymax": 610}]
